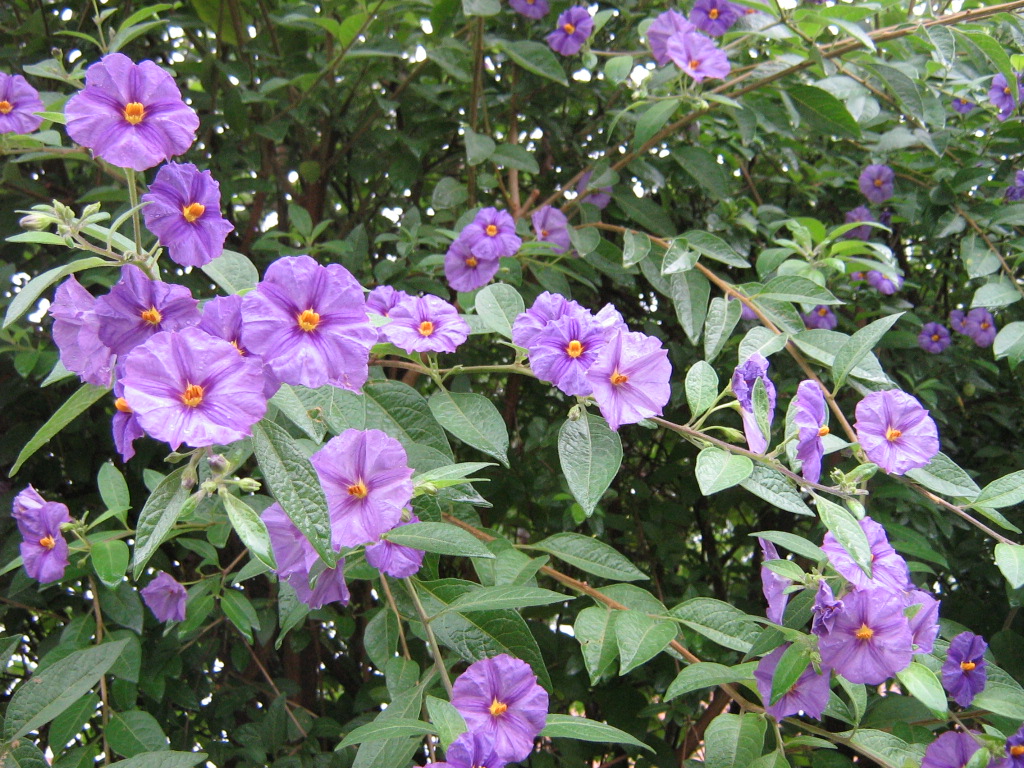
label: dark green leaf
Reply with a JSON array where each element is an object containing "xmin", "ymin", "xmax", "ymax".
[
  {"xmin": 531, "ymin": 532, "xmax": 647, "ymax": 581},
  {"xmin": 11, "ymin": 383, "xmax": 109, "ymax": 476},
  {"xmin": 558, "ymin": 413, "xmax": 622, "ymax": 518}
]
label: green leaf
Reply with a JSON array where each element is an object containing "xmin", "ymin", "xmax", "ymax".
[
  {"xmin": 462, "ymin": 0, "xmax": 500, "ymax": 15},
  {"xmin": 685, "ymin": 361, "xmax": 719, "ymax": 418},
  {"xmin": 384, "ymin": 522, "xmax": 494, "ymax": 558},
  {"xmin": 741, "ymin": 465, "xmax": 813, "ymax": 516},
  {"xmin": 739, "ymin": 327, "xmax": 788, "ymax": 362},
  {"xmin": 574, "ymin": 607, "xmax": 619, "ymax": 683},
  {"xmin": 270, "ymin": 384, "xmax": 325, "ymax": 441},
  {"xmin": 475, "ymin": 283, "xmax": 525, "ymax": 339},
  {"xmin": 683, "ymin": 231, "xmax": 749, "ymax": 268},
  {"xmin": 867, "ymin": 63, "xmax": 925, "ymax": 125},
  {"xmin": 895, "ymin": 662, "xmax": 947, "ymax": 718},
  {"xmin": 752, "ymin": 378, "xmax": 771, "ymax": 450},
  {"xmin": 842, "ymin": 730, "xmax": 925, "ymax": 767},
  {"xmin": 220, "ymin": 492, "xmax": 277, "ymax": 570},
  {"xmin": 759, "ymin": 276, "xmax": 841, "ymax": 305},
  {"xmin": 92, "ymin": 539, "xmax": 129, "ymax": 590},
  {"xmin": 770, "ymin": 643, "xmax": 811, "ymax": 705},
  {"xmin": 132, "ymin": 468, "xmax": 193, "ymax": 579},
  {"xmin": 413, "ymin": 462, "xmax": 494, "ymax": 488},
  {"xmin": 703, "ymin": 296, "xmax": 743, "ymax": 363},
  {"xmin": 905, "ymin": 452, "xmax": 980, "ymax": 499},
  {"xmin": 558, "ymin": 413, "xmax": 623, "ymax": 518},
  {"xmin": 669, "ymin": 597, "xmax": 761, "ymax": 652},
  {"xmin": 3, "ymin": 257, "xmax": 110, "ymax": 329},
  {"xmin": 364, "ymin": 608, "xmax": 399, "ymax": 670},
  {"xmin": 464, "ymin": 128, "xmax": 495, "ymax": 166},
  {"xmin": 695, "ymin": 448, "xmax": 754, "ymax": 495},
  {"xmin": 786, "ymin": 85, "xmax": 861, "ymax": 139},
  {"xmin": 634, "ymin": 98, "xmax": 679, "ymax": 148},
  {"xmin": 490, "ymin": 144, "xmax": 539, "ymax": 173},
  {"xmin": 338, "ymin": 718, "xmax": 436, "ymax": 749},
  {"xmin": 815, "ymin": 496, "xmax": 872, "ymax": 579},
  {"xmin": 0, "ymin": 741, "xmax": 50, "ymax": 768},
  {"xmin": 672, "ymin": 269, "xmax": 711, "ymax": 345},
  {"xmin": 957, "ymin": 30, "xmax": 1016, "ymax": 104},
  {"xmin": 704, "ymin": 713, "xmax": 767, "ymax": 768},
  {"xmin": 751, "ymin": 531, "xmax": 826, "ymax": 563},
  {"xmin": 221, "ymin": 590, "xmax": 260, "ymax": 643},
  {"xmin": 994, "ymin": 322, "xmax": 1024, "ymax": 368},
  {"xmin": 615, "ymin": 611, "xmax": 677, "ymax": 674},
  {"xmin": 974, "ymin": 470, "xmax": 1024, "ymax": 509},
  {"xmin": 440, "ymin": 585, "xmax": 569, "ymax": 614},
  {"xmin": 10, "ymin": 383, "xmax": 109, "ymax": 476},
  {"xmin": 49, "ymin": 692, "xmax": 100, "ymax": 751},
  {"xmin": 971, "ymin": 278, "xmax": 1021, "ymax": 310},
  {"xmin": 4, "ymin": 639, "xmax": 127, "ymax": 740},
  {"xmin": 429, "ymin": 390, "xmax": 509, "ymax": 467},
  {"xmin": 199, "ymin": 249, "xmax": 258, "ymax": 295},
  {"xmin": 622, "ymin": 230, "xmax": 652, "ymax": 268},
  {"xmin": 251, "ymin": 420, "xmax": 336, "ymax": 567},
  {"xmin": 531, "ymin": 532, "xmax": 647, "ymax": 581},
  {"xmin": 425, "ymin": 696, "xmax": 467, "ymax": 749},
  {"xmin": 793, "ymin": 330, "xmax": 888, "ymax": 384},
  {"xmin": 995, "ymin": 543, "xmax": 1024, "ymax": 589},
  {"xmin": 661, "ymin": 238, "xmax": 699, "ymax": 274},
  {"xmin": 674, "ymin": 146, "xmax": 731, "ymax": 200},
  {"xmin": 665, "ymin": 661, "xmax": 758, "ymax": 701},
  {"xmin": 604, "ymin": 55, "xmax": 633, "ymax": 83},
  {"xmin": 972, "ymin": 677, "xmax": 1024, "ymax": 719},
  {"xmin": 98, "ymin": 462, "xmax": 131, "ymax": 513},
  {"xmin": 499, "ymin": 40, "xmax": 568, "ymax": 86},
  {"xmin": 105, "ymin": 752, "xmax": 208, "ymax": 768},
  {"xmin": 107, "ymin": 710, "xmax": 170, "ymax": 757},
  {"xmin": 540, "ymin": 714, "xmax": 652, "ymax": 753},
  {"xmin": 831, "ymin": 313, "xmax": 903, "ymax": 390}
]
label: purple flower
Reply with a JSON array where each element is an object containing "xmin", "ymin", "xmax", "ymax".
[
  {"xmin": 730, "ymin": 295, "xmax": 758, "ymax": 321},
  {"xmin": 904, "ymin": 589, "xmax": 940, "ymax": 654},
  {"xmin": 509, "ymin": 0, "xmax": 549, "ymax": 19},
  {"xmin": 990, "ymin": 73, "xmax": 1021, "ymax": 121},
  {"xmin": 821, "ymin": 516, "xmax": 911, "ymax": 592},
  {"xmin": 811, "ymin": 580, "xmax": 844, "ymax": 636},
  {"xmin": 866, "ymin": 270, "xmax": 902, "ymax": 295},
  {"xmin": 802, "ymin": 305, "xmax": 838, "ymax": 330},
  {"xmin": 950, "ymin": 309, "xmax": 970, "ymax": 335},
  {"xmin": 731, "ymin": 353, "xmax": 776, "ymax": 453},
  {"xmin": 576, "ymin": 170, "xmax": 612, "ymax": 209},
  {"xmin": 512, "ymin": 292, "xmax": 587, "ymax": 349},
  {"xmin": 241, "ymin": 255, "xmax": 376, "ymax": 391},
  {"xmin": 586, "ymin": 330, "xmax": 672, "ymax": 431},
  {"xmin": 546, "ymin": 6, "xmax": 593, "ymax": 56},
  {"xmin": 1006, "ymin": 171, "xmax": 1024, "ymax": 201},
  {"xmin": 842, "ymin": 206, "xmax": 874, "ymax": 241},
  {"xmin": 964, "ymin": 307, "xmax": 997, "ymax": 348},
  {"xmin": 12, "ymin": 486, "xmax": 72, "ymax": 584},
  {"xmin": 690, "ymin": 0, "xmax": 739, "ymax": 35},
  {"xmin": 262, "ymin": 503, "xmax": 350, "ymax": 609},
  {"xmin": 199, "ymin": 295, "xmax": 278, "ymax": 398},
  {"xmin": 941, "ymin": 632, "xmax": 988, "ymax": 707},
  {"xmin": 140, "ymin": 572, "xmax": 187, "ymax": 622},
  {"xmin": 529, "ymin": 314, "xmax": 610, "ymax": 397},
  {"xmin": 112, "ymin": 374, "xmax": 145, "ymax": 462},
  {"xmin": 921, "ymin": 731, "xmax": 982, "ymax": 768},
  {"xmin": 754, "ymin": 644, "xmax": 831, "ymax": 721},
  {"xmin": 817, "ymin": 588, "xmax": 914, "ymax": 685},
  {"xmin": 366, "ymin": 514, "xmax": 425, "ymax": 579},
  {"xmin": 450, "ymin": 654, "xmax": 549, "ymax": 763},
  {"xmin": 461, "ymin": 208, "xmax": 522, "ymax": 261},
  {"xmin": 854, "ymin": 390, "xmax": 939, "ymax": 476},
  {"xmin": 859, "ymin": 164, "xmax": 895, "ymax": 204},
  {"xmin": 0, "ymin": 73, "xmax": 44, "ymax": 135},
  {"xmin": 142, "ymin": 162, "xmax": 234, "ymax": 268},
  {"xmin": 94, "ymin": 264, "xmax": 201, "ymax": 356},
  {"xmin": 49, "ymin": 275, "xmax": 115, "ymax": 387},
  {"xmin": 310, "ymin": 429, "xmax": 413, "ymax": 549},
  {"xmin": 433, "ymin": 731, "xmax": 505, "ymax": 768},
  {"xmin": 121, "ymin": 327, "xmax": 267, "ymax": 450},
  {"xmin": 445, "ymin": 235, "xmax": 500, "ymax": 293},
  {"xmin": 759, "ymin": 538, "xmax": 791, "ymax": 624},
  {"xmin": 64, "ymin": 53, "xmax": 199, "ymax": 171},
  {"xmin": 532, "ymin": 206, "xmax": 572, "ymax": 254},
  {"xmin": 918, "ymin": 323, "xmax": 951, "ymax": 354},
  {"xmin": 383, "ymin": 294, "xmax": 470, "ymax": 353},
  {"xmin": 793, "ymin": 380, "xmax": 828, "ymax": 484},
  {"xmin": 952, "ymin": 97, "xmax": 976, "ymax": 114},
  {"xmin": 996, "ymin": 726, "xmax": 1024, "ymax": 768},
  {"xmin": 365, "ymin": 285, "xmax": 409, "ymax": 319},
  {"xmin": 647, "ymin": 10, "xmax": 696, "ymax": 66},
  {"xmin": 666, "ymin": 31, "xmax": 731, "ymax": 82}
]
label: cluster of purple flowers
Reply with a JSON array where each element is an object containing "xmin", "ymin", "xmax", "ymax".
[
  {"xmin": 512, "ymin": 293, "xmax": 672, "ymax": 430},
  {"xmin": 441, "ymin": 654, "xmax": 549, "ymax": 766},
  {"xmin": 646, "ymin": 7, "xmax": 731, "ymax": 83},
  {"xmin": 445, "ymin": 207, "xmax": 522, "ymax": 293},
  {"xmin": 950, "ymin": 308, "xmax": 997, "ymax": 348}
]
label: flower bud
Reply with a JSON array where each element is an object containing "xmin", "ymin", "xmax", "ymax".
[
  {"xmin": 207, "ymin": 453, "xmax": 229, "ymax": 473},
  {"xmin": 19, "ymin": 213, "xmax": 52, "ymax": 231},
  {"xmin": 237, "ymin": 478, "xmax": 261, "ymax": 493}
]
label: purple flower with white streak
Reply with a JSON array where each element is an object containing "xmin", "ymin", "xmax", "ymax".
[
  {"xmin": 690, "ymin": 0, "xmax": 739, "ymax": 35},
  {"xmin": 461, "ymin": 208, "xmax": 522, "ymax": 261},
  {"xmin": 802, "ymin": 305, "xmax": 837, "ymax": 330},
  {"xmin": 817, "ymin": 588, "xmax": 914, "ymax": 685},
  {"xmin": 512, "ymin": 292, "xmax": 587, "ymax": 349},
  {"xmin": 754, "ymin": 644, "xmax": 831, "ymax": 721},
  {"xmin": 990, "ymin": 73, "xmax": 1021, "ymax": 121},
  {"xmin": 546, "ymin": 6, "xmax": 593, "ymax": 56},
  {"xmin": 866, "ymin": 270, "xmax": 902, "ymax": 296},
  {"xmin": 964, "ymin": 307, "xmax": 997, "ymax": 348},
  {"xmin": 262, "ymin": 503, "xmax": 349, "ymax": 609},
  {"xmin": 65, "ymin": 53, "xmax": 199, "ymax": 171},
  {"xmin": 793, "ymin": 380, "xmax": 828, "ymax": 484},
  {"xmin": 383, "ymin": 294, "xmax": 470, "ymax": 353},
  {"xmin": 366, "ymin": 514, "xmax": 425, "ymax": 579},
  {"xmin": 12, "ymin": 486, "xmax": 72, "ymax": 584},
  {"xmin": 49, "ymin": 275, "xmax": 115, "ymax": 388},
  {"xmin": 919, "ymin": 322, "xmax": 951, "ymax": 354},
  {"xmin": 586, "ymin": 330, "xmax": 672, "ymax": 431},
  {"xmin": 0, "ymin": 73, "xmax": 45, "ymax": 135},
  {"xmin": 141, "ymin": 572, "xmax": 187, "ymax": 622},
  {"xmin": 529, "ymin": 313, "xmax": 610, "ymax": 397},
  {"xmin": 821, "ymin": 516, "xmax": 911, "ymax": 592},
  {"xmin": 921, "ymin": 731, "xmax": 983, "ymax": 768},
  {"xmin": 576, "ymin": 170, "xmax": 612, "ymax": 209},
  {"xmin": 731, "ymin": 353, "xmax": 775, "ymax": 453},
  {"xmin": 859, "ymin": 164, "xmax": 895, "ymax": 203},
  {"xmin": 510, "ymin": 0, "xmax": 549, "ymax": 19},
  {"xmin": 811, "ymin": 580, "xmax": 844, "ymax": 636},
  {"xmin": 667, "ymin": 31, "xmax": 731, "ymax": 82},
  {"xmin": 647, "ymin": 10, "xmax": 696, "ymax": 66},
  {"xmin": 532, "ymin": 206, "xmax": 572, "ymax": 254},
  {"xmin": 854, "ymin": 390, "xmax": 939, "ymax": 476},
  {"xmin": 445, "ymin": 235, "xmax": 500, "ymax": 293},
  {"xmin": 941, "ymin": 632, "xmax": 988, "ymax": 707},
  {"xmin": 433, "ymin": 731, "xmax": 505, "ymax": 768},
  {"xmin": 142, "ymin": 162, "xmax": 234, "ymax": 268},
  {"xmin": 758, "ymin": 538, "xmax": 790, "ymax": 624}
]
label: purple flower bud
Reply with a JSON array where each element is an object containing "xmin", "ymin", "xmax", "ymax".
[
  {"xmin": 12, "ymin": 486, "xmax": 72, "ymax": 584},
  {"xmin": 758, "ymin": 538, "xmax": 790, "ymax": 624},
  {"xmin": 793, "ymin": 380, "xmax": 828, "ymax": 484},
  {"xmin": 731, "ymin": 353, "xmax": 775, "ymax": 453},
  {"xmin": 140, "ymin": 572, "xmax": 187, "ymax": 622},
  {"xmin": 811, "ymin": 580, "xmax": 844, "ymax": 636},
  {"xmin": 0, "ymin": 73, "xmax": 45, "ymax": 135}
]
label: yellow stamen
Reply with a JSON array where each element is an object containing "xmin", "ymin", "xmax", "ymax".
[
  {"xmin": 347, "ymin": 480, "xmax": 368, "ymax": 498},
  {"xmin": 610, "ymin": 370, "xmax": 629, "ymax": 386},
  {"xmin": 563, "ymin": 22, "xmax": 576, "ymax": 34},
  {"xmin": 123, "ymin": 101, "xmax": 145, "ymax": 124},
  {"xmin": 0, "ymin": 100, "xmax": 12, "ymax": 115},
  {"xmin": 465, "ymin": 256, "xmax": 478, "ymax": 268},
  {"xmin": 141, "ymin": 306, "xmax": 162, "ymax": 325},
  {"xmin": 297, "ymin": 309, "xmax": 320, "ymax": 332},
  {"xmin": 418, "ymin": 320, "xmax": 434, "ymax": 337},
  {"xmin": 689, "ymin": 59, "xmax": 702, "ymax": 70},
  {"xmin": 981, "ymin": 321, "xmax": 991, "ymax": 330},
  {"xmin": 566, "ymin": 339, "xmax": 584, "ymax": 358},
  {"xmin": 709, "ymin": 7, "xmax": 719, "ymax": 18},
  {"xmin": 115, "ymin": 397, "xmax": 133, "ymax": 413},
  {"xmin": 931, "ymin": 334, "xmax": 941, "ymax": 342},
  {"xmin": 874, "ymin": 177, "xmax": 884, "ymax": 187},
  {"xmin": 960, "ymin": 661, "xmax": 976, "ymax": 672},
  {"xmin": 818, "ymin": 307, "xmax": 828, "ymax": 316},
  {"xmin": 885, "ymin": 426, "xmax": 902, "ymax": 442},
  {"xmin": 489, "ymin": 698, "xmax": 508, "ymax": 717},
  {"xmin": 180, "ymin": 383, "xmax": 204, "ymax": 408},
  {"xmin": 39, "ymin": 535, "xmax": 55, "ymax": 550},
  {"xmin": 1011, "ymin": 746, "xmax": 1024, "ymax": 757},
  {"xmin": 541, "ymin": 229, "xmax": 549, "ymax": 237},
  {"xmin": 230, "ymin": 339, "xmax": 246, "ymax": 355},
  {"xmin": 485, "ymin": 224, "xmax": 499, "ymax": 237},
  {"xmin": 182, "ymin": 202, "xmax": 206, "ymax": 223},
  {"xmin": 855, "ymin": 624, "xmax": 874, "ymax": 640},
  {"xmin": 1005, "ymin": 86, "xmax": 1013, "ymax": 95},
  {"xmin": 818, "ymin": 425, "xmax": 829, "ymax": 437}
]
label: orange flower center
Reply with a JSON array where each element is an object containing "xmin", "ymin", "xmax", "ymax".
[
  {"xmin": 230, "ymin": 339, "xmax": 246, "ymax": 355},
  {"xmin": 885, "ymin": 426, "xmax": 902, "ymax": 442},
  {"xmin": 115, "ymin": 397, "xmax": 133, "ymax": 413},
  {"xmin": 709, "ymin": 7, "xmax": 719, "ymax": 18},
  {"xmin": 123, "ymin": 102, "xmax": 145, "ymax": 124},
  {"xmin": 38, "ymin": 535, "xmax": 56, "ymax": 550},
  {"xmin": 566, "ymin": 339, "xmax": 584, "ymax": 358},
  {"xmin": 297, "ymin": 309, "xmax": 320, "ymax": 332},
  {"xmin": 689, "ymin": 59, "xmax": 702, "ymax": 70},
  {"xmin": 818, "ymin": 425, "xmax": 829, "ymax": 437},
  {"xmin": 485, "ymin": 224, "xmax": 499, "ymax": 237},
  {"xmin": 818, "ymin": 307, "xmax": 828, "ymax": 316},
  {"xmin": 1011, "ymin": 746, "xmax": 1024, "ymax": 757},
  {"xmin": 1005, "ymin": 86, "xmax": 1012, "ymax": 95},
  {"xmin": 465, "ymin": 256, "xmax": 478, "ymax": 268},
  {"xmin": 931, "ymin": 334, "xmax": 940, "ymax": 342},
  {"xmin": 419, "ymin": 320, "xmax": 435, "ymax": 337},
  {"xmin": 960, "ymin": 661, "xmax": 976, "ymax": 672},
  {"xmin": 541, "ymin": 229, "xmax": 549, "ymax": 237},
  {"xmin": 0, "ymin": 100, "xmax": 12, "ymax": 115},
  {"xmin": 981, "ymin": 321, "xmax": 990, "ymax": 330},
  {"xmin": 141, "ymin": 306, "xmax": 162, "ymax": 325},
  {"xmin": 489, "ymin": 698, "xmax": 508, "ymax": 717},
  {"xmin": 874, "ymin": 178, "xmax": 884, "ymax": 187},
  {"xmin": 855, "ymin": 624, "xmax": 874, "ymax": 640},
  {"xmin": 180, "ymin": 383, "xmax": 204, "ymax": 408},
  {"xmin": 182, "ymin": 202, "xmax": 206, "ymax": 222},
  {"xmin": 563, "ymin": 22, "xmax": 576, "ymax": 34},
  {"xmin": 347, "ymin": 480, "xmax": 368, "ymax": 498},
  {"xmin": 610, "ymin": 370, "xmax": 629, "ymax": 386}
]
